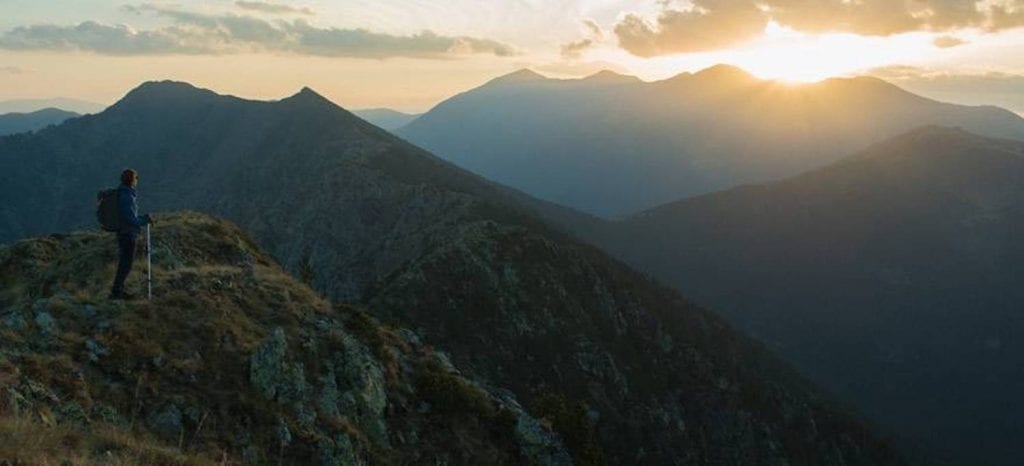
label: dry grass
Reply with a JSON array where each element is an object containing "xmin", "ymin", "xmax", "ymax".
[
  {"xmin": 0, "ymin": 415, "xmax": 214, "ymax": 465},
  {"xmin": 0, "ymin": 211, "xmax": 538, "ymax": 465}
]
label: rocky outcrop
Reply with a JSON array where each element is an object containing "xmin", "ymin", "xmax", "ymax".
[{"xmin": 0, "ymin": 212, "xmax": 568, "ymax": 464}]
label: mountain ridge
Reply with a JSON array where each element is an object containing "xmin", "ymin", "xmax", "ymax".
[{"xmin": 398, "ymin": 64, "xmax": 1024, "ymax": 216}]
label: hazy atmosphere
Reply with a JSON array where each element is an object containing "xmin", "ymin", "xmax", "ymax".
[
  {"xmin": 2, "ymin": 1, "xmax": 1023, "ymax": 465},
  {"xmin": 2, "ymin": 0, "xmax": 1024, "ymax": 113}
]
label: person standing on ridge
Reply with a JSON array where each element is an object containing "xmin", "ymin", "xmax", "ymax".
[{"xmin": 109, "ymin": 168, "xmax": 152, "ymax": 300}]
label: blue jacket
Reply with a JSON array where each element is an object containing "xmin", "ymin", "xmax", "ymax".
[{"xmin": 117, "ymin": 183, "xmax": 150, "ymax": 235}]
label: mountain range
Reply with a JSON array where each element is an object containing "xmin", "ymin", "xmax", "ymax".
[
  {"xmin": 0, "ymin": 81, "xmax": 909, "ymax": 464},
  {"xmin": 575, "ymin": 126, "xmax": 1024, "ymax": 465},
  {"xmin": 0, "ymin": 107, "xmax": 79, "ymax": 136},
  {"xmin": 0, "ymin": 97, "xmax": 106, "ymax": 115},
  {"xmin": 398, "ymin": 65, "xmax": 1024, "ymax": 217}
]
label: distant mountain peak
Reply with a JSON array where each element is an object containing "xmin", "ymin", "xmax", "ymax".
[
  {"xmin": 0, "ymin": 97, "xmax": 107, "ymax": 114},
  {"xmin": 297, "ymin": 86, "xmax": 319, "ymax": 96},
  {"xmin": 488, "ymin": 68, "xmax": 548, "ymax": 85},
  {"xmin": 277, "ymin": 86, "xmax": 348, "ymax": 115},
  {"xmin": 693, "ymin": 64, "xmax": 758, "ymax": 82},
  {"xmin": 284, "ymin": 86, "xmax": 330, "ymax": 102},
  {"xmin": 127, "ymin": 80, "xmax": 208, "ymax": 96},
  {"xmin": 111, "ymin": 80, "xmax": 219, "ymax": 110},
  {"xmin": 581, "ymin": 69, "xmax": 640, "ymax": 84}
]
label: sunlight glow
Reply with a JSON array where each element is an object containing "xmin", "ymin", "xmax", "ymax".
[
  {"xmin": 726, "ymin": 23, "xmax": 939, "ymax": 83},
  {"xmin": 608, "ymin": 22, "xmax": 944, "ymax": 84}
]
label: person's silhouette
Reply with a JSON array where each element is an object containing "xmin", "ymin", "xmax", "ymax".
[{"xmin": 109, "ymin": 168, "xmax": 152, "ymax": 300}]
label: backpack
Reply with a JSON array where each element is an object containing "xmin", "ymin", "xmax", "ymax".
[{"xmin": 96, "ymin": 188, "xmax": 120, "ymax": 232}]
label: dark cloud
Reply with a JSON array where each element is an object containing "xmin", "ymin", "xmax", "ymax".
[
  {"xmin": 235, "ymin": 1, "xmax": 315, "ymax": 16},
  {"xmin": 0, "ymin": 5, "xmax": 518, "ymax": 59},
  {"xmin": 616, "ymin": 0, "xmax": 1024, "ymax": 56}
]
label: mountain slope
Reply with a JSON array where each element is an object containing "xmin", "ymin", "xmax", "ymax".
[
  {"xmin": 353, "ymin": 108, "xmax": 421, "ymax": 131},
  {"xmin": 587, "ymin": 126, "xmax": 1024, "ymax": 465},
  {"xmin": 397, "ymin": 65, "xmax": 1024, "ymax": 216},
  {"xmin": 0, "ymin": 212, "xmax": 569, "ymax": 465},
  {"xmin": 0, "ymin": 81, "xmax": 908, "ymax": 464},
  {"xmin": 0, "ymin": 107, "xmax": 80, "ymax": 136}
]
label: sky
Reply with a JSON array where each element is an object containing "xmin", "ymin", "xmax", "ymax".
[{"xmin": 1, "ymin": 0, "xmax": 1023, "ymax": 113}]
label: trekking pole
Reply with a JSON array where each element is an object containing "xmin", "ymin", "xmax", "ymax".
[{"xmin": 147, "ymin": 223, "xmax": 152, "ymax": 300}]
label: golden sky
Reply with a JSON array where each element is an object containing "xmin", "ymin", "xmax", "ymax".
[{"xmin": 1, "ymin": 0, "xmax": 1023, "ymax": 113}]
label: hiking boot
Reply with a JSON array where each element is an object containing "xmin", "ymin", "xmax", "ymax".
[{"xmin": 108, "ymin": 292, "xmax": 135, "ymax": 300}]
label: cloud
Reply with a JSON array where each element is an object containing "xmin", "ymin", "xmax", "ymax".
[
  {"xmin": 582, "ymin": 19, "xmax": 604, "ymax": 39},
  {"xmin": 933, "ymin": 35, "xmax": 967, "ymax": 48},
  {"xmin": 0, "ymin": 65, "xmax": 30, "ymax": 74},
  {"xmin": 283, "ymin": 21, "xmax": 517, "ymax": 58},
  {"xmin": 0, "ymin": 21, "xmax": 220, "ymax": 55},
  {"xmin": 561, "ymin": 38, "xmax": 595, "ymax": 59},
  {"xmin": 235, "ymin": 1, "xmax": 314, "ymax": 16},
  {"xmin": 560, "ymin": 19, "xmax": 606, "ymax": 60},
  {"xmin": 615, "ymin": 2, "xmax": 769, "ymax": 56},
  {"xmin": 615, "ymin": 0, "xmax": 1024, "ymax": 57},
  {"xmin": 0, "ymin": 6, "xmax": 518, "ymax": 59}
]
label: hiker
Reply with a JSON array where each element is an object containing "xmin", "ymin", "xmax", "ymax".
[{"xmin": 109, "ymin": 168, "xmax": 152, "ymax": 300}]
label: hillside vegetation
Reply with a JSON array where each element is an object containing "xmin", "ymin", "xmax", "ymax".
[{"xmin": 0, "ymin": 212, "xmax": 568, "ymax": 465}]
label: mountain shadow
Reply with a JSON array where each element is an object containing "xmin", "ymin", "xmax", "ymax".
[{"xmin": 583, "ymin": 126, "xmax": 1024, "ymax": 465}]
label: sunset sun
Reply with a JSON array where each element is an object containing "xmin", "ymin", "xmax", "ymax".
[{"xmin": 699, "ymin": 22, "xmax": 942, "ymax": 83}]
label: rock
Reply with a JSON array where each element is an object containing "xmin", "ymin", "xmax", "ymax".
[
  {"xmin": 77, "ymin": 304, "xmax": 97, "ymax": 319},
  {"xmin": 92, "ymin": 404, "xmax": 124, "ymax": 425},
  {"xmin": 250, "ymin": 327, "xmax": 308, "ymax": 403},
  {"xmin": 317, "ymin": 433, "xmax": 359, "ymax": 466},
  {"xmin": 148, "ymin": 404, "xmax": 183, "ymax": 438},
  {"xmin": 434, "ymin": 351, "xmax": 457, "ymax": 374},
  {"xmin": 324, "ymin": 333, "xmax": 389, "ymax": 445},
  {"xmin": 34, "ymin": 310, "xmax": 58, "ymax": 336},
  {"xmin": 58, "ymin": 401, "xmax": 90, "ymax": 426},
  {"xmin": 1, "ymin": 309, "xmax": 27, "ymax": 329},
  {"xmin": 514, "ymin": 414, "xmax": 573, "ymax": 466},
  {"xmin": 85, "ymin": 339, "xmax": 108, "ymax": 362},
  {"xmin": 275, "ymin": 416, "xmax": 292, "ymax": 447}
]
